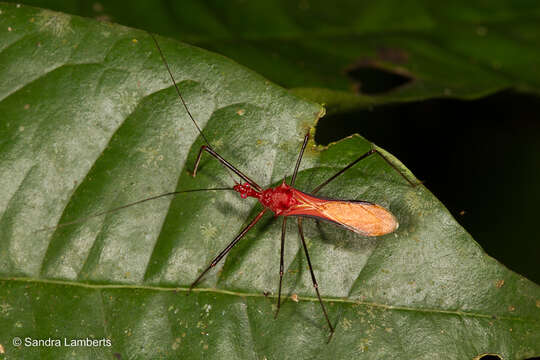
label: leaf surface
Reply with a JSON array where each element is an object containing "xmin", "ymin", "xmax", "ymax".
[
  {"xmin": 0, "ymin": 4, "xmax": 539, "ymax": 359},
  {"xmin": 16, "ymin": 0, "xmax": 540, "ymax": 111}
]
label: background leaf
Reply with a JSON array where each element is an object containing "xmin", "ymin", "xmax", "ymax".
[
  {"xmin": 15, "ymin": 0, "xmax": 540, "ymax": 108},
  {"xmin": 0, "ymin": 3, "xmax": 539, "ymax": 360}
]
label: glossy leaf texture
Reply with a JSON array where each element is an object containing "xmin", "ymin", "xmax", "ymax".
[
  {"xmin": 0, "ymin": 4, "xmax": 539, "ymax": 359},
  {"xmin": 16, "ymin": 0, "xmax": 540, "ymax": 112}
]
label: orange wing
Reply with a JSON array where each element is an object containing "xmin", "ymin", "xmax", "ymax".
[{"xmin": 281, "ymin": 190, "xmax": 398, "ymax": 237}]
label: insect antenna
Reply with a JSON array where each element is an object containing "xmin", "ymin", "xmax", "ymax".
[
  {"xmin": 149, "ymin": 33, "xmax": 241, "ymax": 185},
  {"xmin": 38, "ymin": 187, "xmax": 234, "ymax": 232},
  {"xmin": 150, "ymin": 33, "xmax": 211, "ymax": 146}
]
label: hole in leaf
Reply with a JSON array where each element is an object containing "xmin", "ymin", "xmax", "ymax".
[
  {"xmin": 476, "ymin": 355, "xmax": 502, "ymax": 360},
  {"xmin": 346, "ymin": 66, "xmax": 412, "ymax": 94},
  {"xmin": 315, "ymin": 91, "xmax": 540, "ymax": 284}
]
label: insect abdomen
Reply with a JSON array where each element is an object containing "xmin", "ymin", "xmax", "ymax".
[{"xmin": 282, "ymin": 190, "xmax": 398, "ymax": 236}]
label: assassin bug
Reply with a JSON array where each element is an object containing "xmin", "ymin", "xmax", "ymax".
[
  {"xmin": 46, "ymin": 34, "xmax": 415, "ymax": 342},
  {"xmin": 148, "ymin": 34, "xmax": 417, "ymax": 341}
]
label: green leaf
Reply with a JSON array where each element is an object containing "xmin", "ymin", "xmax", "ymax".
[
  {"xmin": 16, "ymin": 0, "xmax": 540, "ymax": 112},
  {"xmin": 0, "ymin": 4, "xmax": 538, "ymax": 359}
]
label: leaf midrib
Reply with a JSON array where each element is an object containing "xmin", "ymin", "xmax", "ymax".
[{"xmin": 1, "ymin": 276, "xmax": 536, "ymax": 324}]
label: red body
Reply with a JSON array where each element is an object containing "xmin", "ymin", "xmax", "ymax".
[{"xmin": 233, "ymin": 182, "xmax": 398, "ymax": 237}]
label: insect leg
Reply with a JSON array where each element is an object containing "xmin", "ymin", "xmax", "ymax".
[
  {"xmin": 290, "ymin": 132, "xmax": 310, "ymax": 186},
  {"xmin": 274, "ymin": 217, "xmax": 287, "ymax": 319},
  {"xmin": 274, "ymin": 132, "xmax": 309, "ymax": 317},
  {"xmin": 192, "ymin": 145, "xmax": 263, "ymax": 192},
  {"xmin": 297, "ymin": 218, "xmax": 335, "ymax": 342},
  {"xmin": 151, "ymin": 33, "xmax": 263, "ymax": 192},
  {"xmin": 311, "ymin": 148, "xmax": 418, "ymax": 195},
  {"xmin": 190, "ymin": 208, "xmax": 267, "ymax": 291}
]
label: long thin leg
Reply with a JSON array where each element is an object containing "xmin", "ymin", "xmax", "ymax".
[
  {"xmin": 190, "ymin": 208, "xmax": 267, "ymax": 290},
  {"xmin": 151, "ymin": 33, "xmax": 262, "ymax": 192},
  {"xmin": 193, "ymin": 145, "xmax": 263, "ymax": 192},
  {"xmin": 274, "ymin": 217, "xmax": 287, "ymax": 318},
  {"xmin": 298, "ymin": 218, "xmax": 335, "ymax": 342},
  {"xmin": 274, "ymin": 132, "xmax": 309, "ymax": 317},
  {"xmin": 291, "ymin": 132, "xmax": 310, "ymax": 186},
  {"xmin": 312, "ymin": 148, "xmax": 417, "ymax": 195}
]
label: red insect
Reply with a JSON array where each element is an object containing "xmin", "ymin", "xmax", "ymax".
[
  {"xmin": 233, "ymin": 181, "xmax": 398, "ymax": 236},
  {"xmin": 148, "ymin": 34, "xmax": 416, "ymax": 341},
  {"xmin": 50, "ymin": 34, "xmax": 415, "ymax": 342}
]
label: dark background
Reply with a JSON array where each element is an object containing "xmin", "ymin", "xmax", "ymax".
[{"xmin": 317, "ymin": 85, "xmax": 540, "ymax": 284}]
